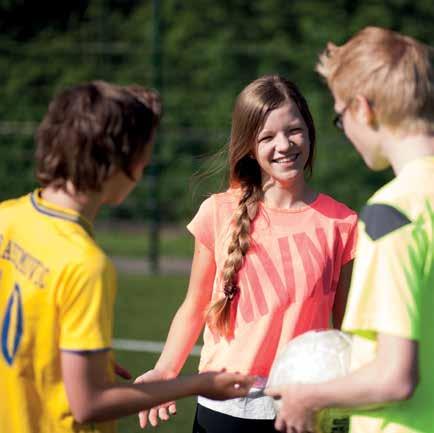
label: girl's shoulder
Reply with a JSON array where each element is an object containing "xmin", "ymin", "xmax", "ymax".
[
  {"xmin": 206, "ymin": 188, "xmax": 240, "ymax": 208},
  {"xmin": 193, "ymin": 189, "xmax": 239, "ymax": 222},
  {"xmin": 313, "ymin": 193, "xmax": 357, "ymax": 222}
]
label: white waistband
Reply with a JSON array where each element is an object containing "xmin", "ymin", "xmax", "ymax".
[{"xmin": 197, "ymin": 376, "xmax": 276, "ymax": 420}]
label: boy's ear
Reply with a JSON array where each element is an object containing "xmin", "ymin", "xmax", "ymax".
[
  {"xmin": 354, "ymin": 95, "xmax": 377, "ymax": 129},
  {"xmin": 326, "ymin": 42, "xmax": 338, "ymax": 56}
]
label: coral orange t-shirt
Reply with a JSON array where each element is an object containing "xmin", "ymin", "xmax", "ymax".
[{"xmin": 187, "ymin": 189, "xmax": 357, "ymax": 377}]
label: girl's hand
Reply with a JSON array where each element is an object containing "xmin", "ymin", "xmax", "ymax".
[
  {"xmin": 134, "ymin": 369, "xmax": 177, "ymax": 428},
  {"xmin": 197, "ymin": 371, "xmax": 255, "ymax": 400},
  {"xmin": 265, "ymin": 384, "xmax": 316, "ymax": 433}
]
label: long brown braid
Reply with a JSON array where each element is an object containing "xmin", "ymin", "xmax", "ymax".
[
  {"xmin": 206, "ymin": 182, "xmax": 262, "ymax": 338},
  {"xmin": 206, "ymin": 75, "xmax": 316, "ymax": 338}
]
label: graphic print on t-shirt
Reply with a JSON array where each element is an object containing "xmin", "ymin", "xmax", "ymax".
[{"xmin": 235, "ymin": 222, "xmax": 354, "ymax": 324}]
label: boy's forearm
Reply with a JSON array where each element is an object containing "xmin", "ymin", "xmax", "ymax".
[
  {"xmin": 310, "ymin": 334, "xmax": 418, "ymax": 411},
  {"xmin": 308, "ymin": 359, "xmax": 410, "ymax": 412},
  {"xmin": 76, "ymin": 376, "xmax": 202, "ymax": 423}
]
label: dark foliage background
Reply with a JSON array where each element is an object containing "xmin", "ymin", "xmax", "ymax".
[{"xmin": 1, "ymin": 0, "xmax": 433, "ymax": 221}]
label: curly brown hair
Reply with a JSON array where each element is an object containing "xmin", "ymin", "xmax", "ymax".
[
  {"xmin": 35, "ymin": 80, "xmax": 162, "ymax": 192},
  {"xmin": 206, "ymin": 75, "xmax": 316, "ymax": 338}
]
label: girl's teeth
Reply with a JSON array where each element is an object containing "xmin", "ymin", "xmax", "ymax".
[{"xmin": 275, "ymin": 155, "xmax": 297, "ymax": 163}]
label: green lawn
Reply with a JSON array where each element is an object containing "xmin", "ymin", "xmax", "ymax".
[
  {"xmin": 96, "ymin": 227, "xmax": 194, "ymax": 259},
  {"xmin": 114, "ymin": 273, "xmax": 199, "ymax": 433}
]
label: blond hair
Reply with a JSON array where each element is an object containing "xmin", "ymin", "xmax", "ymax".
[
  {"xmin": 317, "ymin": 27, "xmax": 434, "ymax": 134},
  {"xmin": 206, "ymin": 75, "xmax": 316, "ymax": 338}
]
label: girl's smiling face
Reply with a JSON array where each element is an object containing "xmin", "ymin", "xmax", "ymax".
[{"xmin": 254, "ymin": 101, "xmax": 310, "ymax": 188}]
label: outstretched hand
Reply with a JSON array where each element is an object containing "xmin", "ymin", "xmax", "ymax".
[
  {"xmin": 265, "ymin": 384, "xmax": 316, "ymax": 433},
  {"xmin": 134, "ymin": 369, "xmax": 177, "ymax": 428},
  {"xmin": 197, "ymin": 370, "xmax": 255, "ymax": 400}
]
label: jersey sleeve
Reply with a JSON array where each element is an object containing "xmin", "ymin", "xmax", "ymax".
[
  {"xmin": 187, "ymin": 196, "xmax": 215, "ymax": 251},
  {"xmin": 340, "ymin": 213, "xmax": 358, "ymax": 265},
  {"xmin": 343, "ymin": 205, "xmax": 423, "ymax": 341},
  {"xmin": 56, "ymin": 255, "xmax": 117, "ymax": 352}
]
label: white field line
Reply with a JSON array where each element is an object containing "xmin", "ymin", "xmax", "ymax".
[{"xmin": 113, "ymin": 338, "xmax": 202, "ymax": 356}]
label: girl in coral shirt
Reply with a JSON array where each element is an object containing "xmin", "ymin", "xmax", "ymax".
[{"xmin": 136, "ymin": 75, "xmax": 357, "ymax": 433}]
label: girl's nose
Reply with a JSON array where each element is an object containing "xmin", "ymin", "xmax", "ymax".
[{"xmin": 275, "ymin": 132, "xmax": 293, "ymax": 151}]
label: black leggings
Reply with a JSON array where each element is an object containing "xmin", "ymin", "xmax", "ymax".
[{"xmin": 192, "ymin": 404, "xmax": 278, "ymax": 433}]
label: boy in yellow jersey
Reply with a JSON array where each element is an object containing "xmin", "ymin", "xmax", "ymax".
[
  {"xmin": 0, "ymin": 81, "xmax": 254, "ymax": 433},
  {"xmin": 266, "ymin": 27, "xmax": 434, "ymax": 433}
]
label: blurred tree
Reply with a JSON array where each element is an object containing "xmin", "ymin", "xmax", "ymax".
[{"xmin": 0, "ymin": 0, "xmax": 433, "ymax": 220}]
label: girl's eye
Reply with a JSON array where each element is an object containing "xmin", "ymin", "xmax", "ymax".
[
  {"xmin": 259, "ymin": 136, "xmax": 272, "ymax": 142},
  {"xmin": 288, "ymin": 128, "xmax": 303, "ymax": 135}
]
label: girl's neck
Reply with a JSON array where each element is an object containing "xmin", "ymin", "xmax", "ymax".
[
  {"xmin": 261, "ymin": 179, "xmax": 316, "ymax": 209},
  {"xmin": 41, "ymin": 184, "xmax": 103, "ymax": 223}
]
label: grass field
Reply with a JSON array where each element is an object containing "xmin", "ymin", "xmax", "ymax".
[
  {"xmin": 114, "ymin": 273, "xmax": 199, "ymax": 433},
  {"xmin": 96, "ymin": 226, "xmax": 194, "ymax": 259}
]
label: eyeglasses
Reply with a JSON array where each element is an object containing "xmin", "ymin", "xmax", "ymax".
[{"xmin": 333, "ymin": 100, "xmax": 352, "ymax": 130}]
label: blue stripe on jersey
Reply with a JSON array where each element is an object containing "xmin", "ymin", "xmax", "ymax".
[
  {"xmin": 1, "ymin": 284, "xmax": 23, "ymax": 366},
  {"xmin": 30, "ymin": 192, "xmax": 93, "ymax": 237}
]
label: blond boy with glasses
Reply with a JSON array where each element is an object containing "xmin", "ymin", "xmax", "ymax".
[{"xmin": 267, "ymin": 27, "xmax": 434, "ymax": 433}]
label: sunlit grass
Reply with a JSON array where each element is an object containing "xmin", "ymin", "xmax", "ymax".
[
  {"xmin": 114, "ymin": 273, "xmax": 199, "ymax": 433},
  {"xmin": 96, "ymin": 226, "xmax": 194, "ymax": 259}
]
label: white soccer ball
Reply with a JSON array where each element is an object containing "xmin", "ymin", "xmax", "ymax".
[{"xmin": 267, "ymin": 329, "xmax": 352, "ymax": 433}]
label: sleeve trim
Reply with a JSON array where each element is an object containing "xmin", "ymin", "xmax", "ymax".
[
  {"xmin": 360, "ymin": 203, "xmax": 411, "ymax": 240},
  {"xmin": 60, "ymin": 347, "xmax": 111, "ymax": 354},
  {"xmin": 343, "ymin": 323, "xmax": 419, "ymax": 341},
  {"xmin": 186, "ymin": 223, "xmax": 214, "ymax": 251}
]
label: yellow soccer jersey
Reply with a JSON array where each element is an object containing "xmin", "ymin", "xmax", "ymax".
[
  {"xmin": 343, "ymin": 157, "xmax": 434, "ymax": 433},
  {"xmin": 0, "ymin": 190, "xmax": 117, "ymax": 433}
]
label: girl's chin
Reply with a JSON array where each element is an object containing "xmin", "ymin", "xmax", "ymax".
[
  {"xmin": 263, "ymin": 173, "xmax": 305, "ymax": 189},
  {"xmin": 274, "ymin": 169, "xmax": 305, "ymax": 182}
]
